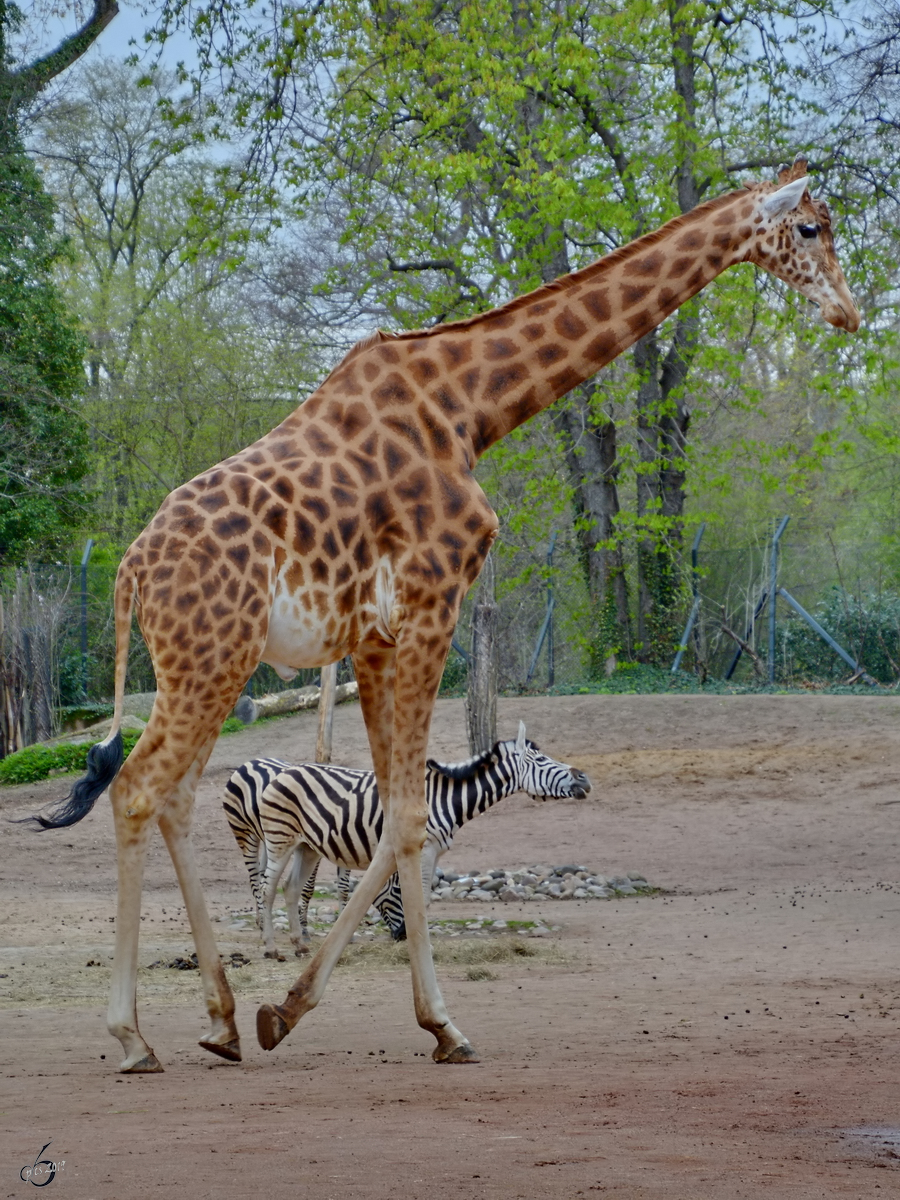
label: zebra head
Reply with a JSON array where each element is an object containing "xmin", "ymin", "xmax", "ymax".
[{"xmin": 503, "ymin": 722, "xmax": 591, "ymax": 800}]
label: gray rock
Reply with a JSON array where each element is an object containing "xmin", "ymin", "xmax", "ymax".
[{"xmin": 232, "ymin": 694, "xmax": 258, "ymax": 724}]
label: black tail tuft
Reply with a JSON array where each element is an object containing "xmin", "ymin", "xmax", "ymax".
[{"xmin": 19, "ymin": 732, "xmax": 124, "ymax": 831}]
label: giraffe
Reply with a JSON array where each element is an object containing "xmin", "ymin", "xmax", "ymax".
[{"xmin": 34, "ymin": 157, "xmax": 859, "ymax": 1072}]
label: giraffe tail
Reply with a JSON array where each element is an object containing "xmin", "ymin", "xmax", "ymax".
[{"xmin": 23, "ymin": 564, "xmax": 136, "ymax": 830}]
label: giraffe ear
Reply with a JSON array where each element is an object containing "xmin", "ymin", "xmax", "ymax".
[
  {"xmin": 762, "ymin": 176, "xmax": 810, "ymax": 219},
  {"xmin": 516, "ymin": 721, "xmax": 527, "ymax": 755}
]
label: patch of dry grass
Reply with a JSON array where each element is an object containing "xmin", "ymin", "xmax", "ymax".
[{"xmin": 335, "ymin": 934, "xmax": 568, "ymax": 971}]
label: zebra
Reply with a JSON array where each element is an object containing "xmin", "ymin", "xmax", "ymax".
[
  {"xmin": 223, "ymin": 722, "xmax": 591, "ymax": 958},
  {"xmin": 223, "ymin": 755, "xmax": 351, "ymax": 950}
]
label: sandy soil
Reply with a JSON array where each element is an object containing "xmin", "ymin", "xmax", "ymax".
[{"xmin": 3, "ymin": 693, "xmax": 900, "ymax": 1199}]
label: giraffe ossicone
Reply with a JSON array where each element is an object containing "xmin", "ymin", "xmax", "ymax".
[{"xmin": 31, "ymin": 161, "xmax": 858, "ymax": 1072}]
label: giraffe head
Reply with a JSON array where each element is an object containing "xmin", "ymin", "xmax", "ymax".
[{"xmin": 744, "ymin": 156, "xmax": 860, "ymax": 332}]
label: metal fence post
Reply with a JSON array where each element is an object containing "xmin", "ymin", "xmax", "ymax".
[
  {"xmin": 671, "ymin": 523, "xmax": 705, "ymax": 673},
  {"xmin": 768, "ymin": 517, "xmax": 789, "ymax": 684},
  {"xmin": 546, "ymin": 532, "xmax": 557, "ymax": 688},
  {"xmin": 80, "ymin": 538, "xmax": 95, "ymax": 701},
  {"xmin": 526, "ymin": 532, "xmax": 558, "ymax": 687},
  {"xmin": 777, "ymin": 587, "xmax": 878, "ymax": 686}
]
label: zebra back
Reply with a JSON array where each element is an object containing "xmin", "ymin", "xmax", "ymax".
[
  {"xmin": 223, "ymin": 757, "xmax": 290, "ymax": 849},
  {"xmin": 262, "ymin": 763, "xmax": 382, "ymax": 869}
]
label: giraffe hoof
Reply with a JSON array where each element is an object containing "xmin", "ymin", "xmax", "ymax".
[
  {"xmin": 120, "ymin": 1052, "xmax": 164, "ymax": 1073},
  {"xmin": 433, "ymin": 1042, "xmax": 480, "ymax": 1064},
  {"xmin": 257, "ymin": 1003, "xmax": 291, "ymax": 1051},
  {"xmin": 198, "ymin": 1036, "xmax": 242, "ymax": 1062},
  {"xmin": 264, "ymin": 950, "xmax": 286, "ymax": 961}
]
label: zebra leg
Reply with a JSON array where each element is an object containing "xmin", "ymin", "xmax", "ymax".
[
  {"xmin": 261, "ymin": 846, "xmax": 297, "ymax": 960},
  {"xmin": 285, "ymin": 845, "xmax": 321, "ymax": 957},
  {"xmin": 252, "ymin": 839, "xmax": 268, "ymax": 930},
  {"xmin": 336, "ymin": 866, "xmax": 358, "ymax": 943},
  {"xmin": 421, "ymin": 839, "xmax": 440, "ymax": 904},
  {"xmin": 337, "ymin": 866, "xmax": 351, "ymax": 910}
]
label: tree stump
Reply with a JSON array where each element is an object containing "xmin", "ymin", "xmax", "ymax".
[{"xmin": 466, "ymin": 552, "xmax": 498, "ymax": 755}]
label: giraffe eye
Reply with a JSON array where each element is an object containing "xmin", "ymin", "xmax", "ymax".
[{"xmin": 798, "ymin": 224, "xmax": 820, "ymax": 239}]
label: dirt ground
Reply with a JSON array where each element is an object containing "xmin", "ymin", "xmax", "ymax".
[{"xmin": 3, "ymin": 693, "xmax": 900, "ymax": 1200}]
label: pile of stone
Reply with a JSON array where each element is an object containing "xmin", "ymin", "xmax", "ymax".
[{"xmin": 341, "ymin": 864, "xmax": 653, "ymax": 903}]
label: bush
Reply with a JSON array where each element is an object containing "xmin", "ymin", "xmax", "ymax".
[
  {"xmin": 782, "ymin": 588, "xmax": 900, "ymax": 684},
  {"xmin": 0, "ymin": 709, "xmax": 253, "ymax": 785},
  {"xmin": 0, "ymin": 730, "xmax": 142, "ymax": 785},
  {"xmin": 438, "ymin": 649, "xmax": 468, "ymax": 696}
]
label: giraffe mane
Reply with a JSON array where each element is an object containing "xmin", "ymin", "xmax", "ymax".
[
  {"xmin": 354, "ymin": 186, "xmax": 756, "ymax": 345},
  {"xmin": 318, "ymin": 327, "xmax": 402, "ymax": 385}
]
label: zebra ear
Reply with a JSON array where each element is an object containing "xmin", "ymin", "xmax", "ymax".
[{"xmin": 516, "ymin": 721, "xmax": 527, "ymax": 755}]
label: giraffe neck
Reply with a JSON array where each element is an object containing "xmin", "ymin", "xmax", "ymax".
[{"xmin": 417, "ymin": 187, "xmax": 755, "ymax": 456}]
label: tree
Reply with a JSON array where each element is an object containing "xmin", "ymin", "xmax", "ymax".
[
  {"xmin": 139, "ymin": 0, "xmax": 900, "ymax": 667},
  {"xmin": 33, "ymin": 59, "xmax": 322, "ymax": 545},
  {"xmin": 0, "ymin": 0, "xmax": 123, "ymax": 564},
  {"xmin": 260, "ymin": 0, "xmax": 869, "ymax": 663}
]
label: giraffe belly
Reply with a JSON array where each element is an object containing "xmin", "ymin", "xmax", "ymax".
[
  {"xmin": 260, "ymin": 607, "xmax": 348, "ymax": 676},
  {"xmin": 261, "ymin": 583, "xmax": 368, "ymax": 676}
]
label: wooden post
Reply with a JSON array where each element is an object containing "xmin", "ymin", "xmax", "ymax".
[
  {"xmin": 466, "ymin": 552, "xmax": 498, "ymax": 755},
  {"xmin": 315, "ymin": 661, "xmax": 338, "ymax": 764}
]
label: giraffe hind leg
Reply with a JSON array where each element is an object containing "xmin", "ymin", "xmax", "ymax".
[
  {"xmin": 107, "ymin": 711, "xmax": 242, "ymax": 1070},
  {"xmin": 158, "ymin": 767, "xmax": 242, "ymax": 1062}
]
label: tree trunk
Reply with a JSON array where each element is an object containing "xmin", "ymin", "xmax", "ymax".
[
  {"xmin": 553, "ymin": 390, "xmax": 632, "ymax": 666},
  {"xmin": 466, "ymin": 552, "xmax": 497, "ymax": 755},
  {"xmin": 315, "ymin": 661, "xmax": 337, "ymax": 764}
]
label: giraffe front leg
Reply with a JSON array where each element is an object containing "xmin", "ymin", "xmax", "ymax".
[
  {"xmin": 393, "ymin": 818, "xmax": 479, "ymax": 1064},
  {"xmin": 389, "ymin": 630, "xmax": 478, "ymax": 1063},
  {"xmin": 256, "ymin": 835, "xmax": 399, "ymax": 1049}
]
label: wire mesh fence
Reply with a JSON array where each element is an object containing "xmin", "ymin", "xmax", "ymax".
[{"xmin": 3, "ymin": 522, "xmax": 897, "ymax": 757}]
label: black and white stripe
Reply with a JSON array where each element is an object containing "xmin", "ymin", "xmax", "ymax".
[{"xmin": 223, "ymin": 723, "xmax": 590, "ymax": 957}]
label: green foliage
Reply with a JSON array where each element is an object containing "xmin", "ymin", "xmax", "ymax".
[
  {"xmin": 438, "ymin": 649, "xmax": 468, "ymax": 696},
  {"xmin": 0, "ymin": 120, "xmax": 90, "ymax": 564},
  {"xmin": 0, "ymin": 708, "xmax": 251, "ymax": 784},
  {"xmin": 0, "ymin": 731, "xmax": 142, "ymax": 785},
  {"xmin": 782, "ymin": 589, "xmax": 900, "ymax": 685},
  {"xmin": 33, "ymin": 60, "xmax": 317, "ymax": 549},
  {"xmin": 549, "ymin": 662, "xmax": 880, "ymax": 697}
]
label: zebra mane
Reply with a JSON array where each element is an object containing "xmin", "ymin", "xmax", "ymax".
[{"xmin": 426, "ymin": 738, "xmax": 539, "ymax": 781}]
